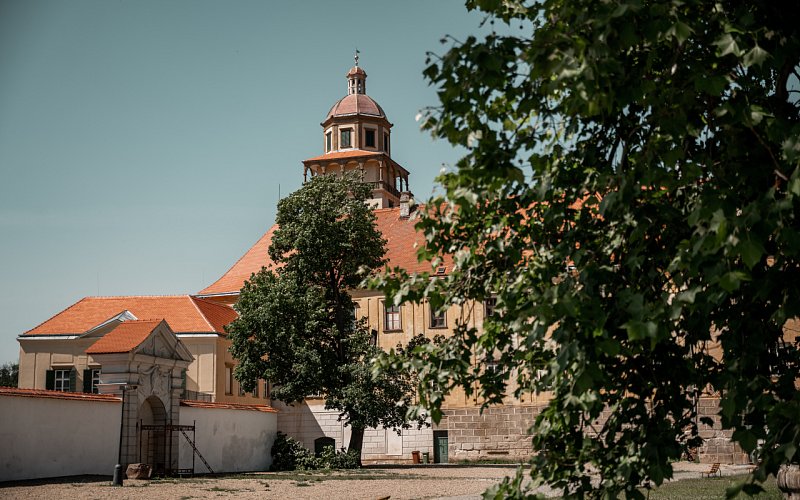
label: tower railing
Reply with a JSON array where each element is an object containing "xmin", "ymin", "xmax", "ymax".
[{"xmin": 366, "ymin": 181, "xmax": 400, "ymax": 199}]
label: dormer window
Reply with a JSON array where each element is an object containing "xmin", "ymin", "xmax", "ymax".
[
  {"xmin": 341, "ymin": 129, "xmax": 352, "ymax": 149},
  {"xmin": 365, "ymin": 129, "xmax": 376, "ymax": 148}
]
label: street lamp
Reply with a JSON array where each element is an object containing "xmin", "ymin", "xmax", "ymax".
[{"xmin": 112, "ymin": 383, "xmax": 138, "ymax": 487}]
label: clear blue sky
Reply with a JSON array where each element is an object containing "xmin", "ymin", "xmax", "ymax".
[{"xmin": 0, "ymin": 0, "xmax": 482, "ymax": 363}]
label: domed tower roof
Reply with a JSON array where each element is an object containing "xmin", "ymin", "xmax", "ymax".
[{"xmin": 323, "ymin": 52, "xmax": 389, "ymax": 125}]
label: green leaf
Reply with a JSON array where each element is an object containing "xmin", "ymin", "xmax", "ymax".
[
  {"xmin": 714, "ymin": 34, "xmax": 740, "ymax": 57},
  {"xmin": 742, "ymin": 44, "xmax": 769, "ymax": 67},
  {"xmin": 737, "ymin": 239, "xmax": 765, "ymax": 269}
]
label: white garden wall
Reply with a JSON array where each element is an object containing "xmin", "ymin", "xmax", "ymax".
[
  {"xmin": 0, "ymin": 391, "xmax": 120, "ymax": 482},
  {"xmin": 179, "ymin": 403, "xmax": 277, "ymax": 473}
]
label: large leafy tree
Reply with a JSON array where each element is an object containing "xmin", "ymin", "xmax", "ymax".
[
  {"xmin": 228, "ymin": 173, "xmax": 421, "ymax": 461},
  {"xmin": 0, "ymin": 362, "xmax": 18, "ymax": 387},
  {"xmin": 376, "ymin": 0, "xmax": 800, "ymax": 497}
]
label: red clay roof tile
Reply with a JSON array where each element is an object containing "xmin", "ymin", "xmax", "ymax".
[
  {"xmin": 198, "ymin": 207, "xmax": 452, "ymax": 297},
  {"xmin": 0, "ymin": 387, "xmax": 121, "ymax": 403},
  {"xmin": 85, "ymin": 319, "xmax": 163, "ymax": 354},
  {"xmin": 24, "ymin": 295, "xmax": 236, "ymax": 336}
]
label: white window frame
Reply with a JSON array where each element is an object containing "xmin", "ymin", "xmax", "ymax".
[
  {"xmin": 54, "ymin": 369, "xmax": 70, "ymax": 392},
  {"xmin": 90, "ymin": 368, "xmax": 101, "ymax": 394},
  {"xmin": 384, "ymin": 303, "xmax": 402, "ymax": 331}
]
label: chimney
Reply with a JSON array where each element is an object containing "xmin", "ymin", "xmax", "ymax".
[{"xmin": 399, "ymin": 192, "xmax": 412, "ymax": 219}]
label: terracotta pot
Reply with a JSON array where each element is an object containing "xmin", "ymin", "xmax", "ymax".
[{"xmin": 777, "ymin": 465, "xmax": 800, "ymax": 499}]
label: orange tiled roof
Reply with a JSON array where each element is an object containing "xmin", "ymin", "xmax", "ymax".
[
  {"xmin": 302, "ymin": 149, "xmax": 386, "ymax": 163},
  {"xmin": 85, "ymin": 319, "xmax": 163, "ymax": 354},
  {"xmin": 24, "ymin": 295, "xmax": 237, "ymax": 336},
  {"xmin": 180, "ymin": 400, "xmax": 278, "ymax": 413},
  {"xmin": 198, "ymin": 207, "xmax": 452, "ymax": 297},
  {"xmin": 0, "ymin": 387, "xmax": 120, "ymax": 403}
]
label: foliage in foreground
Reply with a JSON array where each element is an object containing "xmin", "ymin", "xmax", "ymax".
[
  {"xmin": 228, "ymin": 173, "xmax": 425, "ymax": 461},
  {"xmin": 376, "ymin": 0, "xmax": 800, "ymax": 498},
  {"xmin": 270, "ymin": 432, "xmax": 360, "ymax": 472},
  {"xmin": 0, "ymin": 362, "xmax": 18, "ymax": 387}
]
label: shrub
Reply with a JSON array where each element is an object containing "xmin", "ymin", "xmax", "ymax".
[
  {"xmin": 270, "ymin": 432, "xmax": 315, "ymax": 471},
  {"xmin": 270, "ymin": 432, "xmax": 361, "ymax": 471}
]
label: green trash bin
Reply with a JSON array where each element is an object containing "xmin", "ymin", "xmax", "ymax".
[{"xmin": 422, "ymin": 451, "xmax": 430, "ymax": 464}]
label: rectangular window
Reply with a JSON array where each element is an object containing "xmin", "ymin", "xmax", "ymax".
[
  {"xmin": 484, "ymin": 357, "xmax": 500, "ymax": 374},
  {"xmin": 365, "ymin": 129, "xmax": 376, "ymax": 148},
  {"xmin": 340, "ymin": 129, "xmax": 352, "ymax": 148},
  {"xmin": 326, "ymin": 131, "xmax": 332, "ymax": 152},
  {"xmin": 91, "ymin": 369, "xmax": 101, "ymax": 394},
  {"xmin": 225, "ymin": 365, "xmax": 233, "ymax": 395},
  {"xmin": 383, "ymin": 133, "xmax": 389, "ymax": 153},
  {"xmin": 484, "ymin": 297, "xmax": 497, "ymax": 318},
  {"xmin": 429, "ymin": 306, "xmax": 447, "ymax": 329},
  {"xmin": 54, "ymin": 369, "xmax": 71, "ymax": 392},
  {"xmin": 384, "ymin": 303, "xmax": 401, "ymax": 331}
]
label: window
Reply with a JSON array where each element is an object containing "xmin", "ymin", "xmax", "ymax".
[
  {"xmin": 340, "ymin": 129, "xmax": 352, "ymax": 148},
  {"xmin": 225, "ymin": 365, "xmax": 233, "ymax": 395},
  {"xmin": 383, "ymin": 133, "xmax": 390, "ymax": 153},
  {"xmin": 54, "ymin": 369, "xmax": 71, "ymax": 392},
  {"xmin": 91, "ymin": 369, "xmax": 101, "ymax": 394},
  {"xmin": 365, "ymin": 129, "xmax": 376, "ymax": 148},
  {"xmin": 484, "ymin": 297, "xmax": 498, "ymax": 318},
  {"xmin": 429, "ymin": 306, "xmax": 447, "ymax": 329},
  {"xmin": 484, "ymin": 357, "xmax": 500, "ymax": 374},
  {"xmin": 384, "ymin": 303, "xmax": 401, "ymax": 331},
  {"xmin": 326, "ymin": 131, "xmax": 332, "ymax": 152}
]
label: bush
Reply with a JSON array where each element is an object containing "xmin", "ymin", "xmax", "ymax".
[
  {"xmin": 270, "ymin": 432, "xmax": 315, "ymax": 471},
  {"xmin": 270, "ymin": 432, "xmax": 361, "ymax": 471},
  {"xmin": 317, "ymin": 445, "xmax": 360, "ymax": 469}
]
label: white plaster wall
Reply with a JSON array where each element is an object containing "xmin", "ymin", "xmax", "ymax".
[
  {"xmin": 179, "ymin": 406, "xmax": 276, "ymax": 473},
  {"xmin": 274, "ymin": 401, "xmax": 433, "ymax": 462},
  {"xmin": 0, "ymin": 395, "xmax": 120, "ymax": 482}
]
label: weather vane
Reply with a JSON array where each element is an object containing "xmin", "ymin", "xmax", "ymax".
[{"xmin": 354, "ymin": 48, "xmax": 360, "ymax": 67}]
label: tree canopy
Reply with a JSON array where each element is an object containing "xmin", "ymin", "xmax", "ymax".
[
  {"xmin": 228, "ymin": 173, "xmax": 423, "ymax": 459},
  {"xmin": 376, "ymin": 0, "xmax": 800, "ymax": 497}
]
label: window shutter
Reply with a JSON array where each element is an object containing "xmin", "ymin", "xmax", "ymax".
[
  {"xmin": 69, "ymin": 369, "xmax": 77, "ymax": 392},
  {"xmin": 83, "ymin": 369, "xmax": 92, "ymax": 393},
  {"xmin": 45, "ymin": 370, "xmax": 55, "ymax": 390}
]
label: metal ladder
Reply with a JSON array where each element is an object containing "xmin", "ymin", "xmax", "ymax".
[{"xmin": 180, "ymin": 428, "xmax": 214, "ymax": 474}]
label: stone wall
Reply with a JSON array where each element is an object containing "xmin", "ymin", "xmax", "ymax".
[
  {"xmin": 442, "ymin": 405, "xmax": 541, "ymax": 462},
  {"xmin": 697, "ymin": 397, "xmax": 749, "ymax": 464}
]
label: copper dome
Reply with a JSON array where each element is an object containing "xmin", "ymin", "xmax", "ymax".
[{"xmin": 325, "ymin": 94, "xmax": 386, "ymax": 121}]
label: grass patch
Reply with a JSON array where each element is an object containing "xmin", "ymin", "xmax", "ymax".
[{"xmin": 640, "ymin": 474, "xmax": 782, "ymax": 499}]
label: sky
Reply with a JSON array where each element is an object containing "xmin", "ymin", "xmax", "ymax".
[{"xmin": 0, "ymin": 0, "xmax": 483, "ymax": 363}]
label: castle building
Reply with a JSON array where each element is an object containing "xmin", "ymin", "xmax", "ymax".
[{"xmin": 13, "ymin": 58, "xmax": 750, "ymax": 467}]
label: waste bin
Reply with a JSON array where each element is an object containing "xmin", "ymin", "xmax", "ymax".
[
  {"xmin": 422, "ymin": 451, "xmax": 430, "ymax": 464},
  {"xmin": 411, "ymin": 450, "xmax": 421, "ymax": 464}
]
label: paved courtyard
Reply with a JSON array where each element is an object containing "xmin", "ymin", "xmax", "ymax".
[{"xmin": 0, "ymin": 463, "xmax": 755, "ymax": 499}]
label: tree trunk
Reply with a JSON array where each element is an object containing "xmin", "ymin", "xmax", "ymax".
[{"xmin": 347, "ymin": 427, "xmax": 365, "ymax": 466}]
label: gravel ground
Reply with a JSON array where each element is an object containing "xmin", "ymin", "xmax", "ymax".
[{"xmin": 0, "ymin": 462, "xmax": 756, "ymax": 500}]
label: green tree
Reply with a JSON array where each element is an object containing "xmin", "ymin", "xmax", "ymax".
[
  {"xmin": 0, "ymin": 362, "xmax": 18, "ymax": 387},
  {"xmin": 375, "ymin": 0, "xmax": 800, "ymax": 497},
  {"xmin": 228, "ymin": 173, "xmax": 423, "ymax": 462}
]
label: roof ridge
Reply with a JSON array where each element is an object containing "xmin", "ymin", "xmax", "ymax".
[
  {"xmin": 188, "ymin": 296, "xmax": 215, "ymax": 332},
  {"xmin": 198, "ymin": 225, "xmax": 278, "ymax": 295},
  {"xmin": 25, "ymin": 296, "xmax": 89, "ymax": 334},
  {"xmin": 83, "ymin": 294, "xmax": 192, "ymax": 299}
]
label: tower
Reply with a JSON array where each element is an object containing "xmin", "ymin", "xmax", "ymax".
[{"xmin": 302, "ymin": 56, "xmax": 411, "ymax": 209}]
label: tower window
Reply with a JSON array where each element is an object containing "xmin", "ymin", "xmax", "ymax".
[
  {"xmin": 383, "ymin": 133, "xmax": 390, "ymax": 153},
  {"xmin": 365, "ymin": 129, "xmax": 376, "ymax": 148},
  {"xmin": 326, "ymin": 131, "xmax": 332, "ymax": 152},
  {"xmin": 341, "ymin": 129, "xmax": 352, "ymax": 148}
]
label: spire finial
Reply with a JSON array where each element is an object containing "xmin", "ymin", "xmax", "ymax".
[{"xmin": 354, "ymin": 48, "xmax": 360, "ymax": 67}]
